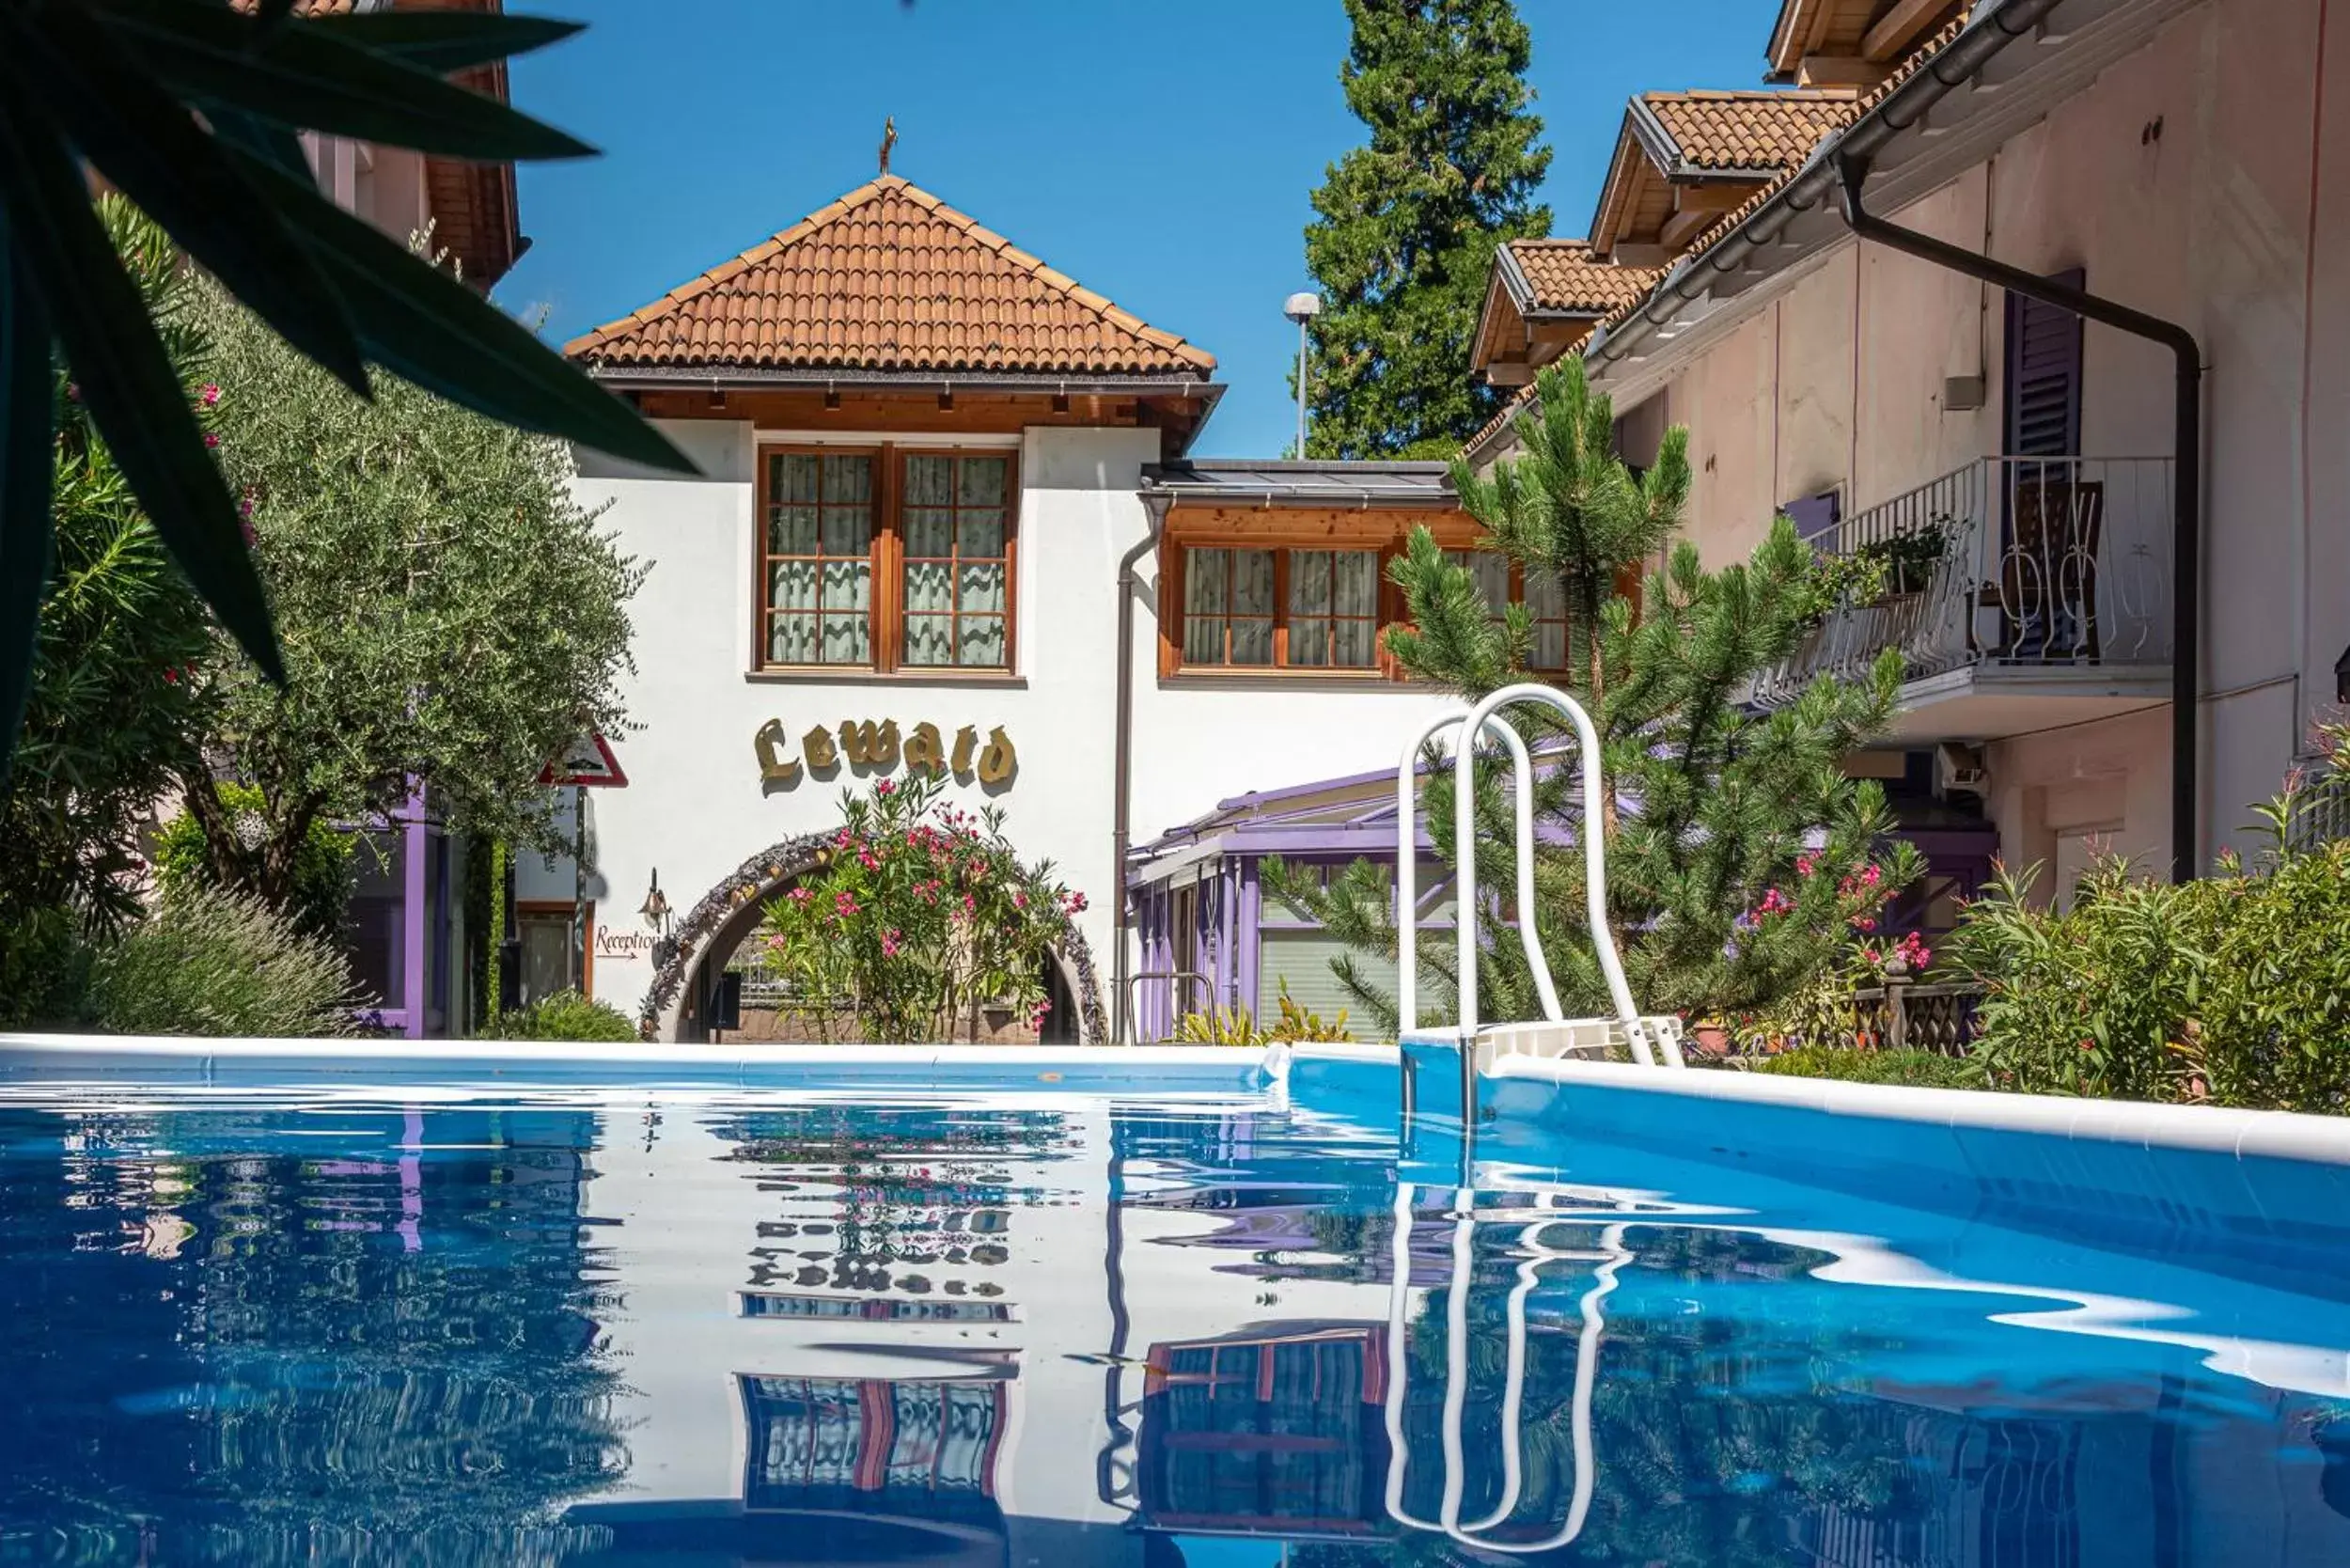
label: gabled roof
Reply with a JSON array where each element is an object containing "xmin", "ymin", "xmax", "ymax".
[
  {"xmin": 565, "ymin": 174, "xmax": 1215, "ymax": 378},
  {"xmin": 1502, "ymin": 241, "xmax": 1662, "ymax": 316},
  {"xmin": 1765, "ymin": 0, "xmax": 1967, "ymax": 83},
  {"xmin": 1640, "ymin": 90, "xmax": 1855, "ymax": 172},
  {"xmin": 1470, "ymin": 241, "xmax": 1663, "ymax": 386},
  {"xmin": 1591, "ymin": 89, "xmax": 1854, "ymax": 259}
]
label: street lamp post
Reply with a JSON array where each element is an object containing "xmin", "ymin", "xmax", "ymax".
[{"xmin": 1283, "ymin": 291, "xmax": 1321, "ymax": 459}]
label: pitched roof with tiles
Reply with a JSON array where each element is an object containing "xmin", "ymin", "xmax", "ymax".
[
  {"xmin": 1640, "ymin": 89, "xmax": 1856, "ymax": 172},
  {"xmin": 1473, "ymin": 15, "xmax": 1975, "ymax": 464},
  {"xmin": 1505, "ymin": 240, "xmax": 1662, "ymax": 315},
  {"xmin": 1597, "ymin": 12, "xmax": 1975, "ymax": 338},
  {"xmin": 566, "ymin": 175, "xmax": 1215, "ymax": 378}
]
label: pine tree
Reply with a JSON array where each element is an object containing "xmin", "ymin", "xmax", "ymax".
[
  {"xmin": 1301, "ymin": 0, "xmax": 1552, "ymax": 459},
  {"xmin": 1271, "ymin": 360, "xmax": 1924, "ymax": 1032}
]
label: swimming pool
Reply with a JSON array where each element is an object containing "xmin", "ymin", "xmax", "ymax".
[{"xmin": 4, "ymin": 1041, "xmax": 2349, "ymax": 1566}]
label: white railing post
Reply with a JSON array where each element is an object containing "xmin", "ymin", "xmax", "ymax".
[{"xmin": 1396, "ymin": 711, "xmax": 1556, "ymax": 1038}]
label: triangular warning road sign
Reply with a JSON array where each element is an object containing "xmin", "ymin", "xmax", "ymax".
[{"xmin": 540, "ymin": 731, "xmax": 629, "ymax": 788}]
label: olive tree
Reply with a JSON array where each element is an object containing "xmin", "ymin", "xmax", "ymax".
[{"xmin": 177, "ymin": 274, "xmax": 642, "ymax": 911}]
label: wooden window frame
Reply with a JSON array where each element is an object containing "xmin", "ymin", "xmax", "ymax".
[
  {"xmin": 753, "ymin": 443, "xmax": 1020, "ymax": 676},
  {"xmin": 1167, "ymin": 542, "xmax": 1386, "ymax": 675},
  {"xmin": 896, "ymin": 447, "xmax": 1020, "ymax": 673},
  {"xmin": 758, "ymin": 445, "xmax": 884, "ymax": 671},
  {"xmin": 1154, "ymin": 518, "xmax": 1626, "ymax": 683}
]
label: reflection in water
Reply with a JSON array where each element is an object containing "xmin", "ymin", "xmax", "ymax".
[
  {"xmin": 0, "ymin": 1105, "xmax": 626, "ymax": 1566},
  {"xmin": 0, "ymin": 1091, "xmax": 2347, "ymax": 1566}
]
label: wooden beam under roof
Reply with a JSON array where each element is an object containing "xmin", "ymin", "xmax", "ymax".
[{"xmin": 1863, "ymin": 0, "xmax": 1954, "ymax": 61}]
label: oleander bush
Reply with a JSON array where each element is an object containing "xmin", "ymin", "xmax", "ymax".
[
  {"xmin": 481, "ymin": 989, "xmax": 640, "ymax": 1043},
  {"xmin": 86, "ymin": 887, "xmax": 365, "ymax": 1038},
  {"xmin": 755, "ymin": 775, "xmax": 1082, "ymax": 1043},
  {"xmin": 1940, "ymin": 729, "xmax": 2350, "ymax": 1111}
]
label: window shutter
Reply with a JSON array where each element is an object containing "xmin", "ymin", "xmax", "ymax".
[{"xmin": 2004, "ymin": 272, "xmax": 2085, "ymax": 458}]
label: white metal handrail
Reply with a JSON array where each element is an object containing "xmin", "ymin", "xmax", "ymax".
[
  {"xmin": 1398, "ymin": 687, "xmax": 1676, "ymax": 1069},
  {"xmin": 1396, "ymin": 708, "xmax": 1559, "ymax": 1035}
]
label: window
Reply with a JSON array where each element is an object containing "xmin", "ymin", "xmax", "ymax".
[
  {"xmin": 1445, "ymin": 548, "xmax": 1570, "ymax": 673},
  {"xmin": 1180, "ymin": 547, "xmax": 1380, "ymax": 670},
  {"xmin": 763, "ymin": 450, "xmax": 875, "ymax": 666},
  {"xmin": 1161, "ymin": 534, "xmax": 1617, "ymax": 680},
  {"xmin": 1183, "ymin": 547, "xmax": 1276, "ymax": 666},
  {"xmin": 757, "ymin": 447, "xmax": 1017, "ymax": 673},
  {"xmin": 1286, "ymin": 550, "xmax": 1379, "ymax": 667},
  {"xmin": 515, "ymin": 902, "xmax": 588, "ymax": 1004},
  {"xmin": 901, "ymin": 452, "xmax": 1011, "ymax": 668}
]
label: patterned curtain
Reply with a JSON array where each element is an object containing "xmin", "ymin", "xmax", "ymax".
[
  {"xmin": 902, "ymin": 453, "xmax": 1010, "ymax": 667},
  {"xmin": 1291, "ymin": 550, "xmax": 1378, "ymax": 667},
  {"xmin": 767, "ymin": 452, "xmax": 873, "ymax": 665},
  {"xmin": 1525, "ymin": 568, "xmax": 1567, "ymax": 671},
  {"xmin": 1184, "ymin": 548, "xmax": 1274, "ymax": 666}
]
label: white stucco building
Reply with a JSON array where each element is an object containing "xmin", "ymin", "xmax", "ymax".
[
  {"xmin": 516, "ymin": 176, "xmax": 1468, "ymax": 1040},
  {"xmin": 1466, "ymin": 0, "xmax": 2350, "ymax": 917}
]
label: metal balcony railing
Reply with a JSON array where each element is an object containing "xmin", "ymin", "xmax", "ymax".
[{"xmin": 1749, "ymin": 456, "xmax": 2175, "ymax": 707}]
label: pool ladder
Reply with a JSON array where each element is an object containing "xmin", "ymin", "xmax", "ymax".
[{"xmin": 1395, "ymin": 682, "xmax": 1685, "ymax": 1111}]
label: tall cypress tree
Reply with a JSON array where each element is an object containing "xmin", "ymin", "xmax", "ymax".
[{"xmin": 1301, "ymin": 0, "xmax": 1552, "ymax": 459}]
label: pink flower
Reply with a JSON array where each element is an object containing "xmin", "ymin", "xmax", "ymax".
[
  {"xmin": 1851, "ymin": 916, "xmax": 1877, "ymax": 933},
  {"xmin": 1011, "ymin": 889, "xmax": 1026, "ymax": 910},
  {"xmin": 788, "ymin": 887, "xmax": 814, "ymax": 905},
  {"xmin": 1795, "ymin": 854, "xmax": 1818, "ymax": 877},
  {"xmin": 1861, "ymin": 864, "xmax": 1882, "ymax": 887},
  {"xmin": 202, "ymin": 432, "xmax": 220, "ymax": 449},
  {"xmin": 857, "ymin": 848, "xmax": 881, "ymax": 871},
  {"xmin": 161, "ymin": 666, "xmax": 180, "ymax": 685},
  {"xmin": 1061, "ymin": 890, "xmax": 1088, "ymax": 916},
  {"xmin": 874, "ymin": 778, "xmax": 896, "ymax": 796},
  {"xmin": 881, "ymin": 928, "xmax": 903, "ymax": 959},
  {"xmin": 963, "ymin": 892, "xmax": 977, "ymax": 916},
  {"xmin": 1757, "ymin": 886, "xmax": 1790, "ymax": 916},
  {"xmin": 834, "ymin": 891, "xmax": 860, "ymax": 917},
  {"xmin": 199, "ymin": 384, "xmax": 222, "ymax": 407}
]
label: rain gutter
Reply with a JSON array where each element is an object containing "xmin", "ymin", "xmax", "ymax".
[
  {"xmin": 1582, "ymin": 0, "xmax": 2076, "ymax": 376},
  {"xmin": 1835, "ymin": 156, "xmax": 2202, "ymax": 882},
  {"xmin": 1111, "ymin": 494, "xmax": 1175, "ymax": 1044}
]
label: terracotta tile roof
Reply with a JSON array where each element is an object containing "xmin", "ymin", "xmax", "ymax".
[
  {"xmin": 1476, "ymin": 16, "xmax": 1981, "ymax": 466},
  {"xmin": 1505, "ymin": 240, "xmax": 1661, "ymax": 314},
  {"xmin": 566, "ymin": 175, "xmax": 1214, "ymax": 377},
  {"xmin": 1589, "ymin": 14, "xmax": 1975, "ymax": 343},
  {"xmin": 1641, "ymin": 89, "xmax": 1856, "ymax": 172}
]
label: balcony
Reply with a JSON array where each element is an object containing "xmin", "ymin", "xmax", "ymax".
[{"xmin": 1748, "ymin": 456, "xmax": 2175, "ymax": 742}]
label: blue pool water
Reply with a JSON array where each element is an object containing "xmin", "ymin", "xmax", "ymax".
[{"xmin": 3, "ymin": 1081, "xmax": 2349, "ymax": 1566}]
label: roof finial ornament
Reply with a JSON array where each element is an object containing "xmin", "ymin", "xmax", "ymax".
[{"xmin": 878, "ymin": 117, "xmax": 897, "ymax": 176}]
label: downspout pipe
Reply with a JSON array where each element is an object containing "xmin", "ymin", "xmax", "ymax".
[
  {"xmin": 1835, "ymin": 156, "xmax": 2204, "ymax": 883},
  {"xmin": 1111, "ymin": 494, "xmax": 1174, "ymax": 1043}
]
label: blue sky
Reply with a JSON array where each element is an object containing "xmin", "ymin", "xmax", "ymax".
[{"xmin": 502, "ymin": 1, "xmax": 1775, "ymax": 458}]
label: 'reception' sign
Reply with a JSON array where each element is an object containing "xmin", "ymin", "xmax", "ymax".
[{"xmin": 753, "ymin": 718, "xmax": 1016, "ymax": 790}]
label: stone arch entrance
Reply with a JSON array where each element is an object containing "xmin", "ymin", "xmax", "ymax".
[{"xmin": 640, "ymin": 833, "xmax": 1106, "ymax": 1044}]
